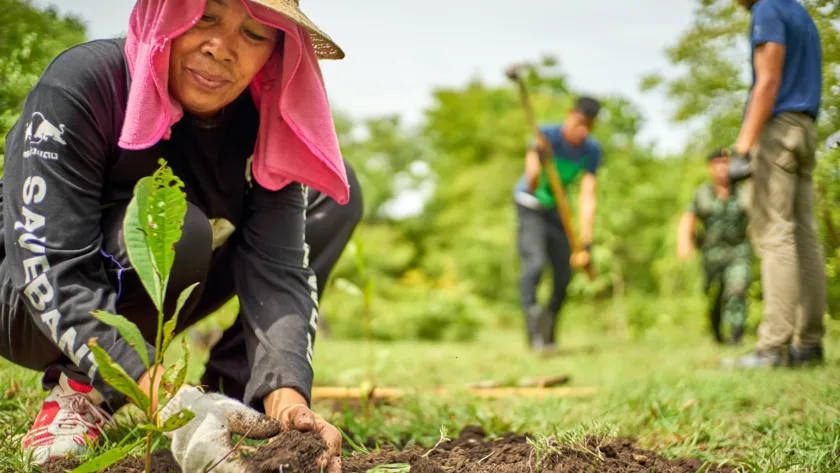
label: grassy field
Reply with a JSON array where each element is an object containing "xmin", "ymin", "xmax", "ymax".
[{"xmin": 0, "ymin": 297, "xmax": 838, "ymax": 472}]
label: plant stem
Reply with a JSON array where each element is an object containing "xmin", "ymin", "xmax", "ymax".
[
  {"xmin": 150, "ymin": 307, "xmax": 165, "ymax": 407},
  {"xmin": 144, "ymin": 432, "xmax": 152, "ymax": 473},
  {"xmin": 146, "ymin": 306, "xmax": 165, "ymax": 473}
]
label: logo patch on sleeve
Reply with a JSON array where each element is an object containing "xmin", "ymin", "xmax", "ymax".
[{"xmin": 23, "ymin": 112, "xmax": 66, "ymax": 161}]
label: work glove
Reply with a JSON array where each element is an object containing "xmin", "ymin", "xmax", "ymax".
[
  {"xmin": 159, "ymin": 385, "xmax": 282, "ymax": 473},
  {"xmin": 727, "ymin": 148, "xmax": 752, "ymax": 184}
]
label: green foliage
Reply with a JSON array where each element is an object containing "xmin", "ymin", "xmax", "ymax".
[
  {"xmin": 322, "ymin": 55, "xmax": 709, "ymax": 340},
  {"xmin": 81, "ymin": 162, "xmax": 195, "ymax": 473},
  {"xmin": 641, "ymin": 0, "xmax": 840, "ymax": 146},
  {"xmin": 0, "ymin": 0, "xmax": 86, "ymax": 165},
  {"xmin": 816, "ymin": 147, "xmax": 840, "ymax": 317}
]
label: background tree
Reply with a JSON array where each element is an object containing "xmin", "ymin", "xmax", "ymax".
[{"xmin": 0, "ymin": 0, "xmax": 86, "ymax": 166}]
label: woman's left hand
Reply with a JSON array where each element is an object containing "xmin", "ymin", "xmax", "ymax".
[{"xmin": 264, "ymin": 388, "xmax": 342, "ymax": 473}]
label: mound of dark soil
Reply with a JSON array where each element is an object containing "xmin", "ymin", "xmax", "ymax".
[
  {"xmin": 38, "ymin": 425, "xmax": 734, "ymax": 473},
  {"xmin": 244, "ymin": 429, "xmax": 327, "ymax": 473}
]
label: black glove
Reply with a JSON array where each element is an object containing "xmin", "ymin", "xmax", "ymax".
[{"xmin": 728, "ymin": 148, "xmax": 752, "ymax": 185}]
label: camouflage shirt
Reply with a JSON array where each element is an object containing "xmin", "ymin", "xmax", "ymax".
[{"xmin": 687, "ymin": 182, "xmax": 752, "ymax": 266}]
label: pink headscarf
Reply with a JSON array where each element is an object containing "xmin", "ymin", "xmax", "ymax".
[{"xmin": 118, "ymin": 0, "xmax": 350, "ymax": 204}]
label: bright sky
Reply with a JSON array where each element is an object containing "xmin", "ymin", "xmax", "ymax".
[{"xmin": 34, "ymin": 0, "xmax": 700, "ymax": 156}]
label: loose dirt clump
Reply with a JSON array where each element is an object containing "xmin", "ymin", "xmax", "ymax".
[{"xmin": 243, "ymin": 429, "xmax": 327, "ymax": 473}]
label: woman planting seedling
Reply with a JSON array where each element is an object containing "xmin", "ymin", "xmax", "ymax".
[{"xmin": 0, "ymin": 0, "xmax": 362, "ymax": 471}]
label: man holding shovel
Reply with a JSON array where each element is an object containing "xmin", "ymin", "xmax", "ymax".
[{"xmin": 510, "ymin": 84, "xmax": 603, "ymax": 353}]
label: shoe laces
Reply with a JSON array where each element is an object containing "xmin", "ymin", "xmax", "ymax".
[{"xmin": 25, "ymin": 393, "xmax": 115, "ymax": 447}]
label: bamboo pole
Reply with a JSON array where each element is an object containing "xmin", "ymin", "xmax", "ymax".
[{"xmin": 312, "ymin": 385, "xmax": 597, "ymax": 401}]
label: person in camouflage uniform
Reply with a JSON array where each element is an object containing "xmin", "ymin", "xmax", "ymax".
[{"xmin": 677, "ymin": 148, "xmax": 753, "ymax": 344}]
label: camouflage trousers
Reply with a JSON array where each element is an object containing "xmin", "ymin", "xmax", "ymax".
[{"xmin": 704, "ymin": 256, "xmax": 751, "ymax": 331}]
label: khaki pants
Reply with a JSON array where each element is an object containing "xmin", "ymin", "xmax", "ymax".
[{"xmin": 746, "ymin": 112, "xmax": 826, "ymax": 352}]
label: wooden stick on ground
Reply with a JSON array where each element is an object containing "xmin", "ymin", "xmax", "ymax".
[
  {"xmin": 466, "ymin": 375, "xmax": 571, "ymax": 389},
  {"xmin": 311, "ymin": 385, "xmax": 597, "ymax": 401}
]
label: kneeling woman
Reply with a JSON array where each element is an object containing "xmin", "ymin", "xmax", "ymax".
[{"xmin": 0, "ymin": 0, "xmax": 361, "ymax": 471}]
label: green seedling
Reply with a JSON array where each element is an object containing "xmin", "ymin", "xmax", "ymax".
[
  {"xmin": 333, "ymin": 237, "xmax": 376, "ymax": 413},
  {"xmin": 72, "ymin": 160, "xmax": 198, "ymax": 473}
]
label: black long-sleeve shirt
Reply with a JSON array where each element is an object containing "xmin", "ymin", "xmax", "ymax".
[{"xmin": 0, "ymin": 38, "xmax": 319, "ymax": 410}]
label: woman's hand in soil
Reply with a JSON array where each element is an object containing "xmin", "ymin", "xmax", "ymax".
[{"xmin": 264, "ymin": 388, "xmax": 342, "ymax": 472}]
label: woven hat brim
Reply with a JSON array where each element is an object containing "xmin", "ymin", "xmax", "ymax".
[{"xmin": 249, "ymin": 0, "xmax": 344, "ymax": 60}]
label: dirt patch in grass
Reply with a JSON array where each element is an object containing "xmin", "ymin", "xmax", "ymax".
[
  {"xmin": 38, "ymin": 425, "xmax": 734, "ymax": 473},
  {"xmin": 342, "ymin": 425, "xmax": 735, "ymax": 473},
  {"xmin": 36, "ymin": 431, "xmax": 326, "ymax": 473},
  {"xmin": 40, "ymin": 450, "xmax": 180, "ymax": 473}
]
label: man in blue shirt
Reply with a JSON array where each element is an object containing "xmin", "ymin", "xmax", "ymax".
[
  {"xmin": 513, "ymin": 96, "xmax": 602, "ymax": 354},
  {"xmin": 724, "ymin": 0, "xmax": 826, "ymax": 368}
]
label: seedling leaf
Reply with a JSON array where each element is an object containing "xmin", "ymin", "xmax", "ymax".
[
  {"xmin": 162, "ymin": 340, "xmax": 190, "ymax": 400},
  {"xmin": 140, "ymin": 408, "xmax": 195, "ymax": 433},
  {"xmin": 92, "ymin": 311, "xmax": 150, "ymax": 369},
  {"xmin": 70, "ymin": 438, "xmax": 144, "ymax": 473},
  {"xmin": 162, "ymin": 282, "xmax": 199, "ymax": 353},
  {"xmin": 88, "ymin": 339, "xmax": 150, "ymax": 412},
  {"xmin": 123, "ymin": 175, "xmax": 163, "ymax": 312},
  {"xmin": 146, "ymin": 163, "xmax": 187, "ymax": 293}
]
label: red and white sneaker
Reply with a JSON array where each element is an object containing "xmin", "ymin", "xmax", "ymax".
[{"xmin": 22, "ymin": 373, "xmax": 115, "ymax": 465}]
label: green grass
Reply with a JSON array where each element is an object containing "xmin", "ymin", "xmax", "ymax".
[{"xmin": 1, "ymin": 296, "xmax": 838, "ymax": 472}]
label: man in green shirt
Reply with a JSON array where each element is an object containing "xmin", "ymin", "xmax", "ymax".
[
  {"xmin": 512, "ymin": 97, "xmax": 602, "ymax": 353},
  {"xmin": 677, "ymin": 148, "xmax": 754, "ymax": 345}
]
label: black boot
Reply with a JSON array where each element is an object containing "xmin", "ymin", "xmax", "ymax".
[
  {"xmin": 536, "ymin": 307, "xmax": 555, "ymax": 353},
  {"xmin": 524, "ymin": 305, "xmax": 545, "ymax": 351},
  {"xmin": 709, "ymin": 293, "xmax": 724, "ymax": 344},
  {"xmin": 789, "ymin": 343, "xmax": 824, "ymax": 367}
]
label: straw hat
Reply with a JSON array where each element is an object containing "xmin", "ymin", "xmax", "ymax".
[{"xmin": 251, "ymin": 0, "xmax": 344, "ymax": 60}]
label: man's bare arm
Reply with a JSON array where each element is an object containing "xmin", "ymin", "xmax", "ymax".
[
  {"xmin": 578, "ymin": 173, "xmax": 597, "ymax": 246},
  {"xmin": 524, "ymin": 149, "xmax": 542, "ymax": 192},
  {"xmin": 676, "ymin": 212, "xmax": 697, "ymax": 259},
  {"xmin": 735, "ymin": 42, "xmax": 786, "ymax": 155}
]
